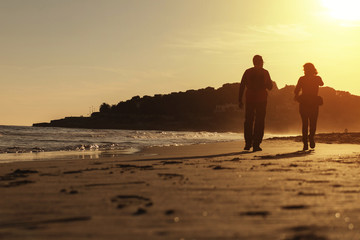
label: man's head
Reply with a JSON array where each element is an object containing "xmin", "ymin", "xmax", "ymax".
[{"xmin": 253, "ymin": 55, "xmax": 264, "ymax": 67}]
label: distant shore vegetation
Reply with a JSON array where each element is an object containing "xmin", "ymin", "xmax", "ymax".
[{"xmin": 34, "ymin": 83, "xmax": 360, "ymax": 133}]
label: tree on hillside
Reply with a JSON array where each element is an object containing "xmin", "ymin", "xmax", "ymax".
[{"xmin": 99, "ymin": 103, "xmax": 111, "ymax": 113}]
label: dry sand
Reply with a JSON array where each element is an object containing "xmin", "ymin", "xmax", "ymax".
[{"xmin": 1, "ymin": 138, "xmax": 360, "ymax": 240}]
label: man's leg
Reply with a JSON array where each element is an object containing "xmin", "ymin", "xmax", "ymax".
[
  {"xmin": 244, "ymin": 103, "xmax": 255, "ymax": 150},
  {"xmin": 253, "ymin": 102, "xmax": 266, "ymax": 151}
]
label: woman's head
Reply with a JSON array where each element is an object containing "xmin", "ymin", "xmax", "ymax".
[{"xmin": 303, "ymin": 63, "xmax": 318, "ymax": 76}]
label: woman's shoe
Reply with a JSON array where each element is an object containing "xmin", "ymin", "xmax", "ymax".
[
  {"xmin": 303, "ymin": 144, "xmax": 309, "ymax": 151},
  {"xmin": 309, "ymin": 137, "xmax": 315, "ymax": 148}
]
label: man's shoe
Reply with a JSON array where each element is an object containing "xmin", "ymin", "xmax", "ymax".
[
  {"xmin": 253, "ymin": 146, "xmax": 262, "ymax": 152},
  {"xmin": 244, "ymin": 145, "xmax": 251, "ymax": 151}
]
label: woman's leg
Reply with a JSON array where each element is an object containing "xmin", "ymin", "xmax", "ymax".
[{"xmin": 309, "ymin": 106, "xmax": 319, "ymax": 148}]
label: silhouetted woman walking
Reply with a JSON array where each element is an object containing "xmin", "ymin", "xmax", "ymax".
[{"xmin": 294, "ymin": 63, "xmax": 324, "ymax": 150}]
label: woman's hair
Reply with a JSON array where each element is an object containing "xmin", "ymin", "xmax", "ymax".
[{"xmin": 303, "ymin": 63, "xmax": 318, "ymax": 75}]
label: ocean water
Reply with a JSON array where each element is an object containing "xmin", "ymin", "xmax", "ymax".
[
  {"xmin": 0, "ymin": 125, "xmax": 243, "ymax": 153},
  {"xmin": 0, "ymin": 125, "xmax": 291, "ymax": 163},
  {"xmin": 0, "ymin": 125, "xmax": 244, "ymax": 163}
]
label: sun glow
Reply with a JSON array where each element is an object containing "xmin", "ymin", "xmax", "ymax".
[{"xmin": 321, "ymin": 0, "xmax": 360, "ymax": 21}]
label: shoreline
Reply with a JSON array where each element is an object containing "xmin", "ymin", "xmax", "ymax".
[{"xmin": 1, "ymin": 130, "xmax": 360, "ymax": 165}]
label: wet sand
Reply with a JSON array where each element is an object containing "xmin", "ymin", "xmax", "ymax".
[{"xmin": 1, "ymin": 138, "xmax": 360, "ymax": 240}]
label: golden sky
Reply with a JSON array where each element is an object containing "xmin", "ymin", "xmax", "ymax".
[{"xmin": 1, "ymin": 0, "xmax": 360, "ymax": 125}]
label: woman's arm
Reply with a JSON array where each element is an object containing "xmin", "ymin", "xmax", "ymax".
[{"xmin": 294, "ymin": 77, "xmax": 302, "ymax": 97}]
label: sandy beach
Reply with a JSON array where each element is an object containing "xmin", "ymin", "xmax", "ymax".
[{"xmin": 1, "ymin": 138, "xmax": 360, "ymax": 240}]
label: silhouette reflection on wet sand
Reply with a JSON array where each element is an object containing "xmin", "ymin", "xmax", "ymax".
[
  {"xmin": 256, "ymin": 150, "xmax": 313, "ymax": 160},
  {"xmin": 130, "ymin": 151, "xmax": 253, "ymax": 162}
]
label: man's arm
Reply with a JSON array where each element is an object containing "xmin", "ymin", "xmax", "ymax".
[
  {"xmin": 265, "ymin": 70, "xmax": 273, "ymax": 90},
  {"xmin": 239, "ymin": 70, "xmax": 247, "ymax": 108}
]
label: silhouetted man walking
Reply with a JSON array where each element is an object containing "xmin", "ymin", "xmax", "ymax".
[{"xmin": 239, "ymin": 55, "xmax": 273, "ymax": 152}]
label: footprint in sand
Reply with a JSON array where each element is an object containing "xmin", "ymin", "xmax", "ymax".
[
  {"xmin": 133, "ymin": 208, "xmax": 147, "ymax": 215},
  {"xmin": 160, "ymin": 160, "xmax": 183, "ymax": 165},
  {"xmin": 240, "ymin": 211, "xmax": 270, "ymax": 218},
  {"xmin": 60, "ymin": 189, "xmax": 79, "ymax": 194},
  {"xmin": 281, "ymin": 205, "xmax": 309, "ymax": 210},
  {"xmin": 0, "ymin": 169, "xmax": 38, "ymax": 181},
  {"xmin": 116, "ymin": 164, "xmax": 154, "ymax": 171},
  {"xmin": 285, "ymin": 225, "xmax": 328, "ymax": 240},
  {"xmin": 165, "ymin": 209, "xmax": 175, "ymax": 215},
  {"xmin": 0, "ymin": 169, "xmax": 38, "ymax": 187},
  {"xmin": 158, "ymin": 173, "xmax": 184, "ymax": 180},
  {"xmin": 298, "ymin": 191, "xmax": 325, "ymax": 197},
  {"xmin": 0, "ymin": 216, "xmax": 91, "ymax": 230},
  {"xmin": 63, "ymin": 170, "xmax": 83, "ymax": 174},
  {"xmin": 1, "ymin": 180, "xmax": 35, "ymax": 188},
  {"xmin": 285, "ymin": 233, "xmax": 327, "ymax": 240},
  {"xmin": 208, "ymin": 165, "xmax": 235, "ymax": 170},
  {"xmin": 63, "ymin": 168, "xmax": 110, "ymax": 175},
  {"xmin": 157, "ymin": 173, "xmax": 189, "ymax": 185},
  {"xmin": 111, "ymin": 195, "xmax": 153, "ymax": 215}
]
